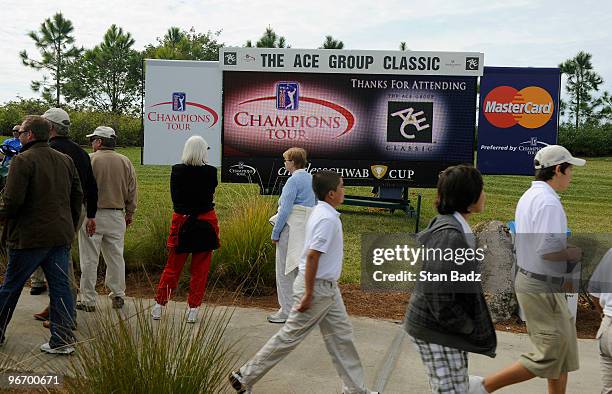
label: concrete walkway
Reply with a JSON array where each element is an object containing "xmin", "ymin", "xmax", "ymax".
[{"xmin": 0, "ymin": 290, "xmax": 602, "ymax": 393}]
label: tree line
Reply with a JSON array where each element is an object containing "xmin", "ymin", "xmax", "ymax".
[{"xmin": 14, "ymin": 12, "xmax": 612, "ymax": 131}]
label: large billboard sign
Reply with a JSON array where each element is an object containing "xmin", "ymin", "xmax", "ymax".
[
  {"xmin": 144, "ymin": 59, "xmax": 222, "ymax": 166},
  {"xmin": 220, "ymin": 48, "xmax": 483, "ymax": 188},
  {"xmin": 477, "ymin": 67, "xmax": 560, "ymax": 175}
]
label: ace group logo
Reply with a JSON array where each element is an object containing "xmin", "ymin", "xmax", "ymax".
[
  {"xmin": 483, "ymin": 85, "xmax": 554, "ymax": 129},
  {"xmin": 386, "ymin": 101, "xmax": 433, "ymax": 143}
]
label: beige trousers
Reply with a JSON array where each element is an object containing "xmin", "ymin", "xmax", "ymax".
[
  {"xmin": 275, "ymin": 225, "xmax": 298, "ymax": 316},
  {"xmin": 599, "ymin": 315, "xmax": 612, "ymax": 394},
  {"xmin": 240, "ymin": 274, "xmax": 371, "ymax": 394},
  {"xmin": 78, "ymin": 209, "xmax": 126, "ymax": 306}
]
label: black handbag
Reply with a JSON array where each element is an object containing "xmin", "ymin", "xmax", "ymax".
[{"xmin": 176, "ymin": 215, "xmax": 219, "ymax": 254}]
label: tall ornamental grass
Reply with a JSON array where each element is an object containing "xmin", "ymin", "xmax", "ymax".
[
  {"xmin": 211, "ymin": 186, "xmax": 277, "ymax": 294},
  {"xmin": 66, "ymin": 301, "xmax": 237, "ymax": 394}
]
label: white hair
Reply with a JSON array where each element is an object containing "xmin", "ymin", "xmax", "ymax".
[{"xmin": 181, "ymin": 135, "xmax": 209, "ymax": 166}]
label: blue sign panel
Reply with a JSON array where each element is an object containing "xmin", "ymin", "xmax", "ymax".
[{"xmin": 477, "ymin": 67, "xmax": 560, "ymax": 175}]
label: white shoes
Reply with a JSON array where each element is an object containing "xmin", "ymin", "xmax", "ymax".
[
  {"xmin": 266, "ymin": 309, "xmax": 288, "ymax": 324},
  {"xmin": 152, "ymin": 304, "xmax": 198, "ymax": 323},
  {"xmin": 468, "ymin": 375, "xmax": 489, "ymax": 394},
  {"xmin": 151, "ymin": 303, "xmax": 163, "ymax": 320},
  {"xmin": 186, "ymin": 308, "xmax": 198, "ymax": 323},
  {"xmin": 40, "ymin": 342, "xmax": 75, "ymax": 355}
]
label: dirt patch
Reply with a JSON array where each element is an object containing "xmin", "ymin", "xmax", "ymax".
[{"xmin": 121, "ymin": 271, "xmax": 601, "ymax": 339}]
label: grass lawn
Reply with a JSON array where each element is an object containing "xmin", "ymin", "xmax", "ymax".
[{"xmin": 118, "ymin": 147, "xmax": 612, "ymax": 284}]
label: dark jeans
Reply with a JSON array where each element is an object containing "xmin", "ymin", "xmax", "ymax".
[{"xmin": 0, "ymin": 245, "xmax": 74, "ymax": 348}]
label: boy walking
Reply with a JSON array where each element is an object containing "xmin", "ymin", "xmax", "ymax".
[
  {"xmin": 470, "ymin": 145, "xmax": 585, "ymax": 394},
  {"xmin": 229, "ymin": 171, "xmax": 377, "ymax": 394}
]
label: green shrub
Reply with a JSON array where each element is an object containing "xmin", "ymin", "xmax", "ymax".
[
  {"xmin": 0, "ymin": 99, "xmax": 141, "ymax": 145},
  {"xmin": 0, "ymin": 98, "xmax": 48, "ymax": 136},
  {"xmin": 211, "ymin": 186, "xmax": 277, "ymax": 294},
  {"xmin": 66, "ymin": 301, "xmax": 237, "ymax": 394},
  {"xmin": 70, "ymin": 111, "xmax": 141, "ymax": 146},
  {"xmin": 559, "ymin": 122, "xmax": 612, "ymax": 156}
]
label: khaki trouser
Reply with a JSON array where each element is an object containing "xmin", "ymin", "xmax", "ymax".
[
  {"xmin": 515, "ymin": 271, "xmax": 579, "ymax": 379},
  {"xmin": 30, "ymin": 206, "xmax": 85, "ymax": 306},
  {"xmin": 598, "ymin": 315, "xmax": 612, "ymax": 394},
  {"xmin": 240, "ymin": 274, "xmax": 370, "ymax": 394},
  {"xmin": 275, "ymin": 225, "xmax": 297, "ymax": 316},
  {"xmin": 78, "ymin": 209, "xmax": 126, "ymax": 306}
]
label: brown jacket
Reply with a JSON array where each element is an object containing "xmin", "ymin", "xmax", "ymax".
[
  {"xmin": 0, "ymin": 141, "xmax": 83, "ymax": 249},
  {"xmin": 90, "ymin": 149, "xmax": 137, "ymax": 215}
]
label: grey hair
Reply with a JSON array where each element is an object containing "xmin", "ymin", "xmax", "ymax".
[{"xmin": 181, "ymin": 135, "xmax": 209, "ymax": 166}]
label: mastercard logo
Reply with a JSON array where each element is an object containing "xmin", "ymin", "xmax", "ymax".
[{"xmin": 483, "ymin": 86, "xmax": 554, "ymax": 129}]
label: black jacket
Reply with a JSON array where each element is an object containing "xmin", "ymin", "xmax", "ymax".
[
  {"xmin": 49, "ymin": 136, "xmax": 98, "ymax": 219},
  {"xmin": 404, "ymin": 214, "xmax": 497, "ymax": 357},
  {"xmin": 170, "ymin": 164, "xmax": 217, "ymax": 215}
]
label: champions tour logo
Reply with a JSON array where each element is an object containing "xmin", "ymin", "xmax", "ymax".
[
  {"xmin": 232, "ymin": 82, "xmax": 355, "ymax": 141},
  {"xmin": 147, "ymin": 93, "xmax": 219, "ymax": 131},
  {"xmin": 483, "ymin": 86, "xmax": 554, "ymax": 129}
]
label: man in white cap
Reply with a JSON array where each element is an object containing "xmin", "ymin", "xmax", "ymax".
[
  {"xmin": 469, "ymin": 145, "xmax": 585, "ymax": 394},
  {"xmin": 30, "ymin": 108, "xmax": 99, "ymax": 327},
  {"xmin": 77, "ymin": 126, "xmax": 137, "ymax": 311}
]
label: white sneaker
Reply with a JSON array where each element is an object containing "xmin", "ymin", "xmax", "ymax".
[
  {"xmin": 151, "ymin": 303, "xmax": 163, "ymax": 320},
  {"xmin": 468, "ymin": 375, "xmax": 489, "ymax": 394},
  {"xmin": 266, "ymin": 309, "xmax": 288, "ymax": 324},
  {"xmin": 186, "ymin": 308, "xmax": 198, "ymax": 323},
  {"xmin": 40, "ymin": 342, "xmax": 75, "ymax": 355}
]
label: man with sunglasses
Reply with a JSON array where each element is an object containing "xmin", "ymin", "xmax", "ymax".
[{"xmin": 0, "ymin": 115, "xmax": 82, "ymax": 354}]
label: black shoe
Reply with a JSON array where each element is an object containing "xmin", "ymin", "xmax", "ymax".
[
  {"xmin": 228, "ymin": 371, "xmax": 250, "ymax": 393},
  {"xmin": 30, "ymin": 286, "xmax": 47, "ymax": 295},
  {"xmin": 112, "ymin": 297, "xmax": 124, "ymax": 309},
  {"xmin": 76, "ymin": 302, "xmax": 96, "ymax": 312}
]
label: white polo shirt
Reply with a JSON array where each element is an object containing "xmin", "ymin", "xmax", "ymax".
[
  {"xmin": 515, "ymin": 181, "xmax": 568, "ymax": 276},
  {"xmin": 298, "ymin": 201, "xmax": 343, "ymax": 282},
  {"xmin": 589, "ymin": 249, "xmax": 612, "ymax": 317}
]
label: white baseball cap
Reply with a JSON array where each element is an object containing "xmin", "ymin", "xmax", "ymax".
[
  {"xmin": 86, "ymin": 126, "xmax": 116, "ymax": 139},
  {"xmin": 42, "ymin": 108, "xmax": 71, "ymax": 127},
  {"xmin": 534, "ymin": 145, "xmax": 586, "ymax": 169}
]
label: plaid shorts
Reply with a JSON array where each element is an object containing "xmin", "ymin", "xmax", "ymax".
[{"xmin": 412, "ymin": 337, "xmax": 469, "ymax": 393}]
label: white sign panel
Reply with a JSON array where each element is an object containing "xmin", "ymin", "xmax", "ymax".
[
  {"xmin": 144, "ymin": 59, "xmax": 222, "ymax": 166},
  {"xmin": 220, "ymin": 48, "xmax": 484, "ymax": 76}
]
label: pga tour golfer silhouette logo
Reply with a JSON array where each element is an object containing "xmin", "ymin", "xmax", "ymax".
[
  {"xmin": 172, "ymin": 92, "xmax": 186, "ymax": 112},
  {"xmin": 276, "ymin": 82, "xmax": 299, "ymax": 110}
]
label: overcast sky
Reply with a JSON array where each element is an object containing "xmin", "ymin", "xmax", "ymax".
[{"xmin": 1, "ymin": 0, "xmax": 610, "ymax": 104}]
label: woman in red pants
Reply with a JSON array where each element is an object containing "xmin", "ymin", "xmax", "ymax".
[{"xmin": 152, "ymin": 136, "xmax": 219, "ymax": 323}]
